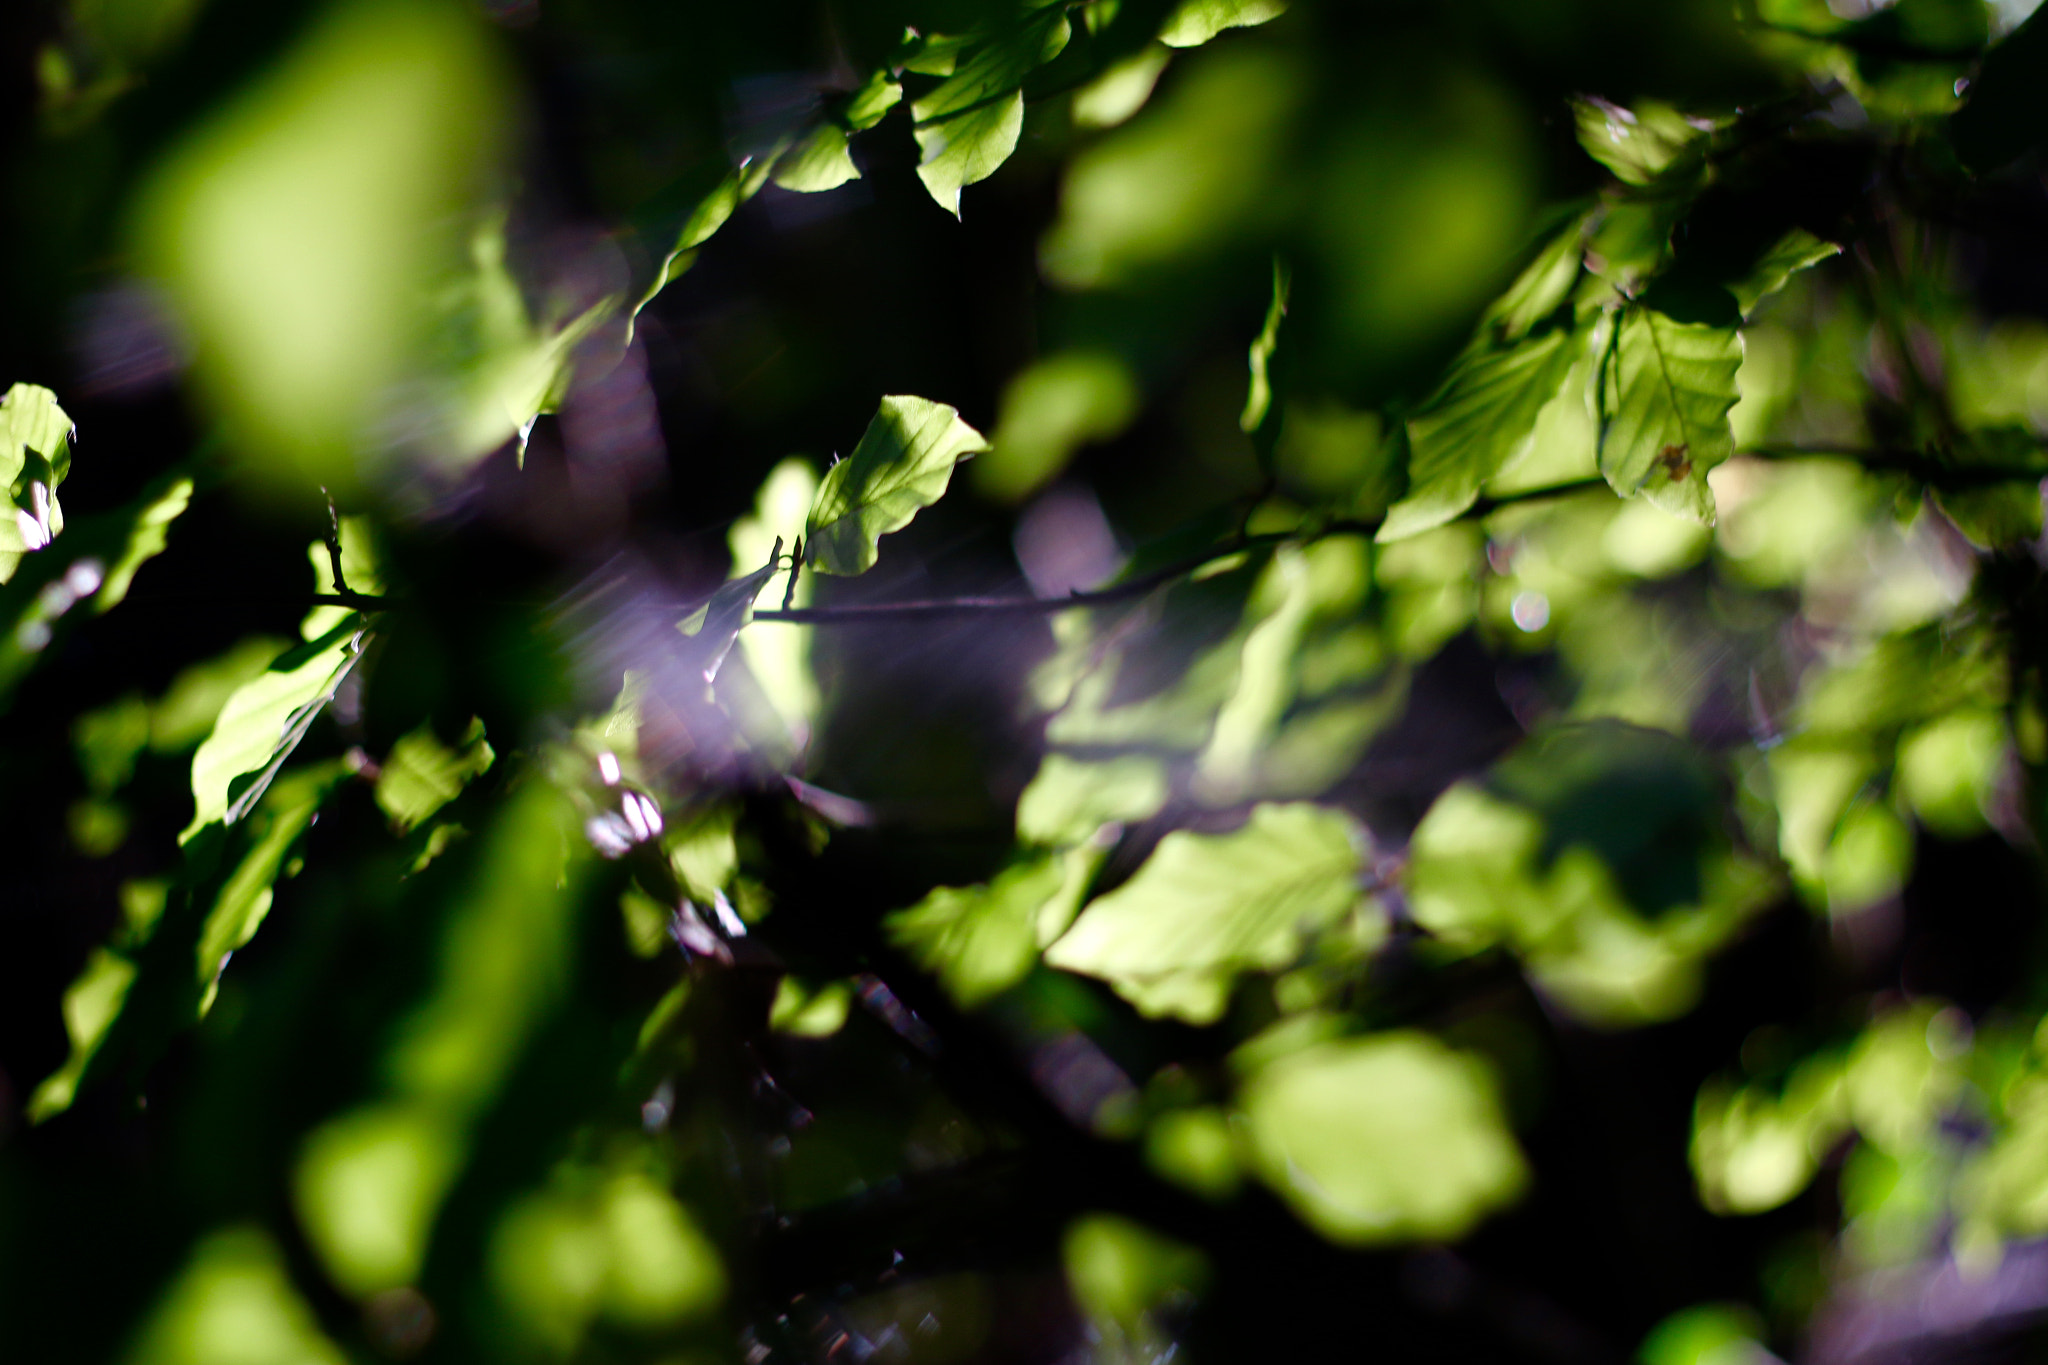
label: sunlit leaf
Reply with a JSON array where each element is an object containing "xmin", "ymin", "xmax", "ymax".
[
  {"xmin": 1016, "ymin": 752, "xmax": 1169, "ymax": 845},
  {"xmin": 911, "ymin": 9, "xmax": 1071, "ymax": 216},
  {"xmin": 1235, "ymin": 1032, "xmax": 1527, "ymax": 1242},
  {"xmin": 1158, "ymin": 0, "xmax": 1287, "ymax": 47},
  {"xmin": 1730, "ymin": 228, "xmax": 1840, "ymax": 316},
  {"xmin": 375, "ymin": 719, "xmax": 494, "ymax": 833},
  {"xmin": 194, "ymin": 763, "xmax": 345, "ymax": 1012},
  {"xmin": 1597, "ymin": 305, "xmax": 1742, "ymax": 522},
  {"xmin": 1046, "ymin": 802, "xmax": 1371, "ymax": 1023},
  {"xmin": 0, "ymin": 383, "xmax": 74, "ymax": 577},
  {"xmin": 729, "ymin": 458, "xmax": 820, "ymax": 739},
  {"xmin": 1241, "ymin": 257, "xmax": 1290, "ymax": 435},
  {"xmin": 887, "ymin": 848, "xmax": 1099, "ymax": 1006},
  {"xmin": 805, "ymin": 396, "xmax": 990, "ymax": 575},
  {"xmin": 182, "ymin": 615, "xmax": 363, "ymax": 841}
]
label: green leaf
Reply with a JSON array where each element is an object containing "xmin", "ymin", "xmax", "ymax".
[
  {"xmin": 1571, "ymin": 98, "xmax": 1709, "ymax": 186},
  {"xmin": 1159, "ymin": 0, "xmax": 1287, "ymax": 47},
  {"xmin": 375, "ymin": 719, "xmax": 495, "ymax": 833},
  {"xmin": 804, "ymin": 396, "xmax": 990, "ymax": 575},
  {"xmin": 911, "ymin": 9, "xmax": 1071, "ymax": 217},
  {"xmin": 1017, "ymin": 753, "xmax": 1170, "ymax": 845},
  {"xmin": 771, "ymin": 124, "xmax": 860, "ymax": 193},
  {"xmin": 1379, "ymin": 328, "xmax": 1575, "ymax": 542},
  {"xmin": 1597, "ymin": 305, "xmax": 1742, "ymax": 522},
  {"xmin": 194, "ymin": 763, "xmax": 346, "ymax": 1012},
  {"xmin": 1730, "ymin": 229, "xmax": 1840, "ymax": 316},
  {"xmin": 843, "ymin": 70, "xmax": 904, "ymax": 130},
  {"xmin": 636, "ymin": 157, "xmax": 779, "ymax": 313},
  {"xmin": 1234, "ymin": 1032, "xmax": 1527, "ymax": 1243},
  {"xmin": 886, "ymin": 849, "xmax": 1098, "ymax": 1007},
  {"xmin": 1045, "ymin": 802, "xmax": 1370, "ymax": 1023},
  {"xmin": 0, "ymin": 473, "xmax": 194, "ymax": 708},
  {"xmin": 182, "ymin": 615, "xmax": 364, "ymax": 841},
  {"xmin": 1240, "ymin": 257, "xmax": 1289, "ymax": 435},
  {"xmin": 0, "ymin": 383, "xmax": 74, "ymax": 575}
]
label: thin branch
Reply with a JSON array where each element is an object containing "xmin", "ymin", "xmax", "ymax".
[
  {"xmin": 1740, "ymin": 443, "xmax": 2048, "ymax": 486},
  {"xmin": 751, "ymin": 475, "xmax": 1611, "ymax": 626}
]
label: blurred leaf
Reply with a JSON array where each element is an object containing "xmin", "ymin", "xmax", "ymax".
[
  {"xmin": 1639, "ymin": 1304, "xmax": 1770, "ymax": 1365},
  {"xmin": 0, "ymin": 473, "xmax": 194, "ymax": 708},
  {"xmin": 149, "ymin": 635, "xmax": 293, "ymax": 752},
  {"xmin": 1158, "ymin": 0, "xmax": 1287, "ymax": 47},
  {"xmin": 0, "ymin": 383, "xmax": 74, "ymax": 576},
  {"xmin": 1063, "ymin": 1213, "xmax": 1208, "ymax": 1358},
  {"xmin": 1235, "ymin": 1032, "xmax": 1527, "ymax": 1243},
  {"xmin": 1073, "ymin": 43, "xmax": 1171, "ymax": 128},
  {"xmin": 1598, "ymin": 305, "xmax": 1742, "ymax": 522},
  {"xmin": 1730, "ymin": 228, "xmax": 1840, "ymax": 316},
  {"xmin": 805, "ymin": 396, "xmax": 990, "ymax": 575},
  {"xmin": 980, "ymin": 351, "xmax": 1140, "ymax": 502},
  {"xmin": 1407, "ymin": 724, "xmax": 1777, "ymax": 1025},
  {"xmin": 769, "ymin": 977, "xmax": 854, "ymax": 1036},
  {"xmin": 375, "ymin": 719, "xmax": 494, "ymax": 834},
  {"xmin": 122, "ymin": 1228, "xmax": 347, "ymax": 1365},
  {"xmin": 1046, "ymin": 802, "xmax": 1370, "ymax": 1022},
  {"xmin": 1017, "ymin": 752, "xmax": 1169, "ymax": 845},
  {"xmin": 888, "ymin": 847, "xmax": 1099, "ymax": 1006},
  {"xmin": 297, "ymin": 782, "xmax": 589, "ymax": 1295},
  {"xmin": 911, "ymin": 8, "xmax": 1071, "ymax": 217},
  {"xmin": 25, "ymin": 948, "xmax": 137, "ymax": 1123},
  {"xmin": 1241, "ymin": 257, "xmax": 1290, "ymax": 436},
  {"xmin": 1572, "ymin": 98, "xmax": 1708, "ymax": 186},
  {"xmin": 135, "ymin": 0, "xmax": 510, "ymax": 492},
  {"xmin": 182, "ymin": 615, "xmax": 364, "ymax": 841},
  {"xmin": 193, "ymin": 763, "xmax": 345, "ymax": 1012}
]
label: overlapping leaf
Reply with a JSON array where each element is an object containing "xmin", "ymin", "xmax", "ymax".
[{"xmin": 911, "ymin": 6, "xmax": 1072, "ymax": 217}]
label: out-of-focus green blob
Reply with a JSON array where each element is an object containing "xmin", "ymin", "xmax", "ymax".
[
  {"xmin": 134, "ymin": 0, "xmax": 509, "ymax": 496},
  {"xmin": 25, "ymin": 948, "xmax": 136, "ymax": 1122},
  {"xmin": 1638, "ymin": 1303, "xmax": 1770, "ymax": 1365},
  {"xmin": 1144, "ymin": 1106, "xmax": 1242, "ymax": 1198},
  {"xmin": 1274, "ymin": 400, "xmax": 1396, "ymax": 511},
  {"xmin": 1690, "ymin": 1060, "xmax": 1844, "ymax": 1215},
  {"xmin": 769, "ymin": 977, "xmax": 854, "ymax": 1037},
  {"xmin": 1235, "ymin": 1032, "xmax": 1526, "ymax": 1243},
  {"xmin": 663, "ymin": 804, "xmax": 738, "ymax": 903},
  {"xmin": 1072, "ymin": 44, "xmax": 1171, "ymax": 129},
  {"xmin": 295, "ymin": 783, "xmax": 585, "ymax": 1296},
  {"xmin": 1016, "ymin": 752, "xmax": 1168, "ymax": 845},
  {"xmin": 1897, "ymin": 709, "xmax": 2005, "ymax": 836},
  {"xmin": 374, "ymin": 719, "xmax": 493, "ymax": 834},
  {"xmin": 730, "ymin": 458, "xmax": 820, "ymax": 743},
  {"xmin": 122, "ymin": 1227, "xmax": 347, "ymax": 1365},
  {"xmin": 888, "ymin": 848, "xmax": 1100, "ymax": 1006},
  {"xmin": 1047, "ymin": 802, "xmax": 1370, "ymax": 1022},
  {"xmin": 489, "ymin": 1165, "xmax": 724, "ymax": 1350},
  {"xmin": 1063, "ymin": 1213, "xmax": 1208, "ymax": 1360},
  {"xmin": 1312, "ymin": 74, "xmax": 1537, "ymax": 363},
  {"xmin": 978, "ymin": 352, "xmax": 1139, "ymax": 503},
  {"xmin": 1406, "ymin": 725, "xmax": 1777, "ymax": 1025},
  {"xmin": 295, "ymin": 1104, "xmax": 462, "ymax": 1297},
  {"xmin": 1042, "ymin": 46, "xmax": 1300, "ymax": 288}
]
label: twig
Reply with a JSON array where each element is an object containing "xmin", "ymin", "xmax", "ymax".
[
  {"xmin": 320, "ymin": 486, "xmax": 349, "ymax": 596},
  {"xmin": 751, "ymin": 475, "xmax": 1610, "ymax": 626}
]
